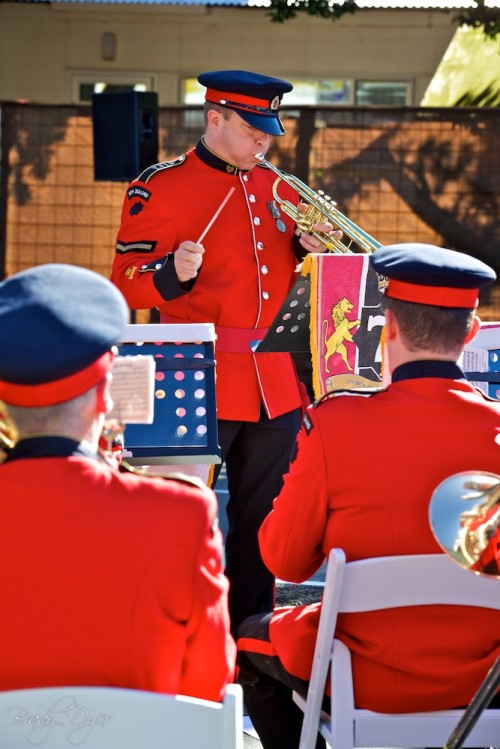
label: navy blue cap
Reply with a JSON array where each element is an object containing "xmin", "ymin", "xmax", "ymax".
[
  {"xmin": 0, "ymin": 264, "xmax": 129, "ymax": 407},
  {"xmin": 370, "ymin": 243, "xmax": 496, "ymax": 308},
  {"xmin": 198, "ymin": 69, "xmax": 293, "ymax": 136}
]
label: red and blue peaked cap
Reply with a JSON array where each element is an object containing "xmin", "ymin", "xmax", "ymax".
[
  {"xmin": 370, "ymin": 243, "xmax": 496, "ymax": 309},
  {"xmin": 0, "ymin": 264, "xmax": 129, "ymax": 407},
  {"xmin": 198, "ymin": 69, "xmax": 293, "ymax": 136}
]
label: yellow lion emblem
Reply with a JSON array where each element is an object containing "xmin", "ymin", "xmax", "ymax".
[{"xmin": 323, "ymin": 297, "xmax": 361, "ymax": 373}]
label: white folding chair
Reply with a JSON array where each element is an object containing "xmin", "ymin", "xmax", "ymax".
[
  {"xmin": 0, "ymin": 682, "xmax": 243, "ymax": 748},
  {"xmin": 294, "ymin": 549, "xmax": 500, "ymax": 749}
]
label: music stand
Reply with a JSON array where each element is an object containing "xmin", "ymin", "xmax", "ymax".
[
  {"xmin": 254, "ymin": 275, "xmax": 311, "ymax": 353},
  {"xmin": 444, "ymin": 655, "xmax": 500, "ymax": 749}
]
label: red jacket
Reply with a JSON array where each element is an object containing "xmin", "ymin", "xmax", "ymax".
[
  {"xmin": 0, "ymin": 441, "xmax": 235, "ymax": 702},
  {"xmin": 111, "ymin": 142, "xmax": 303, "ymax": 421},
  {"xmin": 259, "ymin": 365, "xmax": 500, "ymax": 712}
]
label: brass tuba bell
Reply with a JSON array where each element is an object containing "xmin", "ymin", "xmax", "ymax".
[
  {"xmin": 0, "ymin": 411, "xmax": 16, "ymax": 464},
  {"xmin": 429, "ymin": 470, "xmax": 500, "ymax": 578},
  {"xmin": 255, "ymin": 152, "xmax": 382, "ymax": 255}
]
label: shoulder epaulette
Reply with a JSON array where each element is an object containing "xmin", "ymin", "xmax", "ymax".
[
  {"xmin": 312, "ymin": 386, "xmax": 387, "ymax": 408},
  {"xmin": 158, "ymin": 470, "xmax": 208, "ymax": 491},
  {"xmin": 137, "ymin": 155, "xmax": 187, "ymax": 183},
  {"xmin": 119, "ymin": 461, "xmax": 207, "ymax": 489}
]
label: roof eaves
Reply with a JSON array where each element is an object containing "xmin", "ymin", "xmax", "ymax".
[{"xmin": 5, "ymin": 0, "xmax": 500, "ymax": 8}]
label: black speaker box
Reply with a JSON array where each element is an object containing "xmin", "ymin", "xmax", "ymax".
[{"xmin": 92, "ymin": 91, "xmax": 159, "ymax": 182}]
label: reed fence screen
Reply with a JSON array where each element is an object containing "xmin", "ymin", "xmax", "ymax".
[{"xmin": 1, "ymin": 102, "xmax": 499, "ymax": 319}]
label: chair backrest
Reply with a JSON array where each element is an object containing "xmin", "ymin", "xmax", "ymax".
[
  {"xmin": 0, "ymin": 683, "xmax": 243, "ymax": 749},
  {"xmin": 337, "ymin": 549, "xmax": 500, "ymax": 612},
  {"xmin": 298, "ymin": 550, "xmax": 500, "ymax": 749}
]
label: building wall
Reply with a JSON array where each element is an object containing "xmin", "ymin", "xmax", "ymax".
[{"xmin": 0, "ymin": 3, "xmax": 459, "ymax": 105}]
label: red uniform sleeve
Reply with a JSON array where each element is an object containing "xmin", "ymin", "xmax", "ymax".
[
  {"xmin": 127, "ymin": 479, "xmax": 235, "ymax": 702},
  {"xmin": 111, "ymin": 177, "xmax": 182, "ymax": 310},
  {"xmin": 258, "ymin": 407, "xmax": 330, "ymax": 583},
  {"xmin": 179, "ymin": 485, "xmax": 236, "ymax": 701}
]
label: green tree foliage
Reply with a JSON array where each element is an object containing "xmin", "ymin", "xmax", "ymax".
[
  {"xmin": 267, "ymin": 0, "xmax": 357, "ymax": 23},
  {"xmin": 456, "ymin": 0, "xmax": 500, "ymax": 41},
  {"xmin": 454, "ymin": 84, "xmax": 500, "ymax": 107},
  {"xmin": 267, "ymin": 0, "xmax": 499, "ymax": 41}
]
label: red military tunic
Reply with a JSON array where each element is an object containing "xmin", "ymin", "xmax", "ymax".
[
  {"xmin": 259, "ymin": 363, "xmax": 500, "ymax": 712},
  {"xmin": 0, "ymin": 438, "xmax": 235, "ymax": 702},
  {"xmin": 111, "ymin": 141, "xmax": 303, "ymax": 422}
]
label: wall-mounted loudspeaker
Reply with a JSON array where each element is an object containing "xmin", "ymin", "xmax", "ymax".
[{"xmin": 92, "ymin": 91, "xmax": 159, "ymax": 182}]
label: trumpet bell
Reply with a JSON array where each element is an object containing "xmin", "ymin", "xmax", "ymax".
[{"xmin": 255, "ymin": 152, "xmax": 382, "ymax": 255}]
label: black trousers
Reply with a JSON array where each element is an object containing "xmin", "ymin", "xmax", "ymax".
[
  {"xmin": 214, "ymin": 407, "xmax": 301, "ymax": 633},
  {"xmin": 236, "ymin": 613, "xmax": 327, "ymax": 749}
]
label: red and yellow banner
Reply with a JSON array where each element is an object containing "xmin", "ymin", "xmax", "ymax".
[{"xmin": 301, "ymin": 253, "xmax": 386, "ymax": 399}]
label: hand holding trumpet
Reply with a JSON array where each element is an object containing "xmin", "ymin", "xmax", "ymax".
[
  {"xmin": 296, "ymin": 201, "xmax": 343, "ymax": 254},
  {"xmin": 255, "ymin": 152, "xmax": 381, "ymax": 255}
]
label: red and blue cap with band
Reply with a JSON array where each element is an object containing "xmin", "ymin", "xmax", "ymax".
[
  {"xmin": 0, "ymin": 264, "xmax": 129, "ymax": 407},
  {"xmin": 198, "ymin": 69, "xmax": 293, "ymax": 136},
  {"xmin": 370, "ymin": 243, "xmax": 496, "ymax": 309}
]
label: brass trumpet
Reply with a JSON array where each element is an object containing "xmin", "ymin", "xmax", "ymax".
[{"xmin": 255, "ymin": 152, "xmax": 382, "ymax": 255}]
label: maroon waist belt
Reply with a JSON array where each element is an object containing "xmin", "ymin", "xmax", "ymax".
[{"xmin": 160, "ymin": 314, "xmax": 269, "ymax": 354}]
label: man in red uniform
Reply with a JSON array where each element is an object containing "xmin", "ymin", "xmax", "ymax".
[
  {"xmin": 236, "ymin": 243, "xmax": 500, "ymax": 748},
  {"xmin": 0, "ymin": 263, "xmax": 235, "ymax": 701},
  {"xmin": 111, "ymin": 70, "xmax": 336, "ymax": 631}
]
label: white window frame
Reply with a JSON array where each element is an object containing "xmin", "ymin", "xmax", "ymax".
[
  {"xmin": 181, "ymin": 76, "xmax": 412, "ymax": 107},
  {"xmin": 68, "ymin": 71, "xmax": 158, "ymax": 104}
]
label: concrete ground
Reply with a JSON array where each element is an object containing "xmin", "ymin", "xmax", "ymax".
[{"xmin": 243, "ymin": 718, "xmax": 263, "ymax": 748}]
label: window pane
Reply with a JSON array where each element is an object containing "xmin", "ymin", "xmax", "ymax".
[
  {"xmin": 287, "ymin": 79, "xmax": 352, "ymax": 105},
  {"xmin": 181, "ymin": 78, "xmax": 353, "ymax": 106},
  {"xmin": 74, "ymin": 78, "xmax": 152, "ymax": 103},
  {"xmin": 355, "ymin": 81, "xmax": 409, "ymax": 106}
]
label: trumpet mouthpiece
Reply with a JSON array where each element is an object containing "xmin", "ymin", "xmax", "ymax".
[{"xmin": 254, "ymin": 152, "xmax": 265, "ymax": 161}]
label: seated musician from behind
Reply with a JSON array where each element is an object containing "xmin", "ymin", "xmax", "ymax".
[
  {"xmin": 236, "ymin": 243, "xmax": 500, "ymax": 749},
  {"xmin": 0, "ymin": 263, "xmax": 235, "ymax": 701}
]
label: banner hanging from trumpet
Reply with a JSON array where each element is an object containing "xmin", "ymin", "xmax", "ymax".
[{"xmin": 301, "ymin": 253, "xmax": 386, "ymax": 399}]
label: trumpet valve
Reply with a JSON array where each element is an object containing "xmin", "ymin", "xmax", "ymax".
[{"xmin": 295, "ymin": 204, "xmax": 324, "ymax": 236}]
